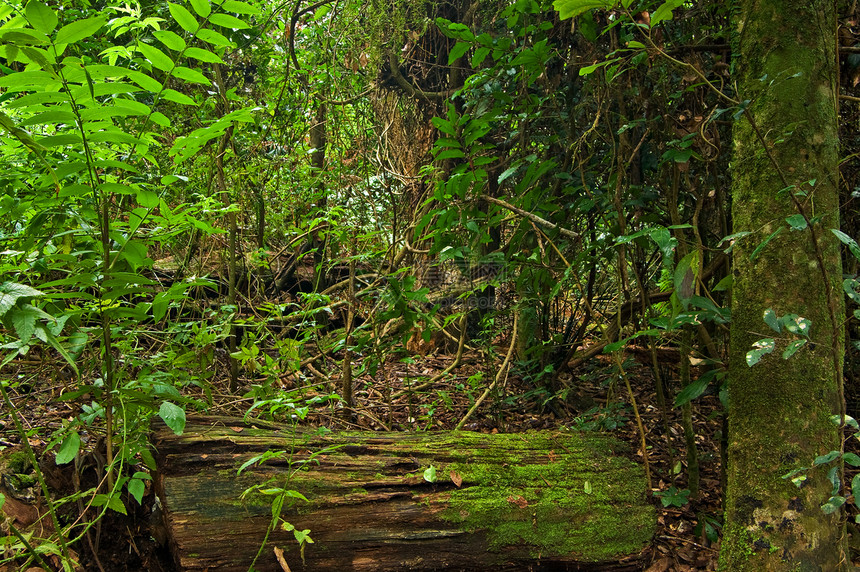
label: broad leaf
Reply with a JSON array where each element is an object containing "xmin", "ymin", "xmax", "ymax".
[
  {"xmin": 554, "ymin": 0, "xmax": 616, "ymax": 20},
  {"xmin": 55, "ymin": 431, "xmax": 81, "ymax": 464},
  {"xmin": 168, "ymin": 3, "xmax": 199, "ymax": 33},
  {"xmin": 25, "ymin": 0, "xmax": 57, "ymax": 35},
  {"xmin": 55, "ymin": 15, "xmax": 107, "ymax": 45},
  {"xmin": 159, "ymin": 401, "xmax": 186, "ymax": 435}
]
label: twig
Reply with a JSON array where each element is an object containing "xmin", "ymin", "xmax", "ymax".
[{"xmin": 455, "ymin": 313, "xmax": 518, "ymax": 430}]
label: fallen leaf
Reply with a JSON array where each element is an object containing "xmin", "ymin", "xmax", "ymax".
[
  {"xmin": 507, "ymin": 495, "xmax": 528, "ymax": 509},
  {"xmin": 230, "ymin": 426, "xmax": 244, "ymax": 433},
  {"xmin": 450, "ymin": 470, "xmax": 463, "ymax": 487}
]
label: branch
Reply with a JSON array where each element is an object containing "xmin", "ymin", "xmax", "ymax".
[
  {"xmin": 385, "ymin": 48, "xmax": 456, "ymax": 101},
  {"xmin": 483, "ymin": 195, "xmax": 580, "ymax": 239}
]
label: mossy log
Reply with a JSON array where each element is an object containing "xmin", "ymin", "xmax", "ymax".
[{"xmin": 152, "ymin": 415, "xmax": 654, "ymax": 571}]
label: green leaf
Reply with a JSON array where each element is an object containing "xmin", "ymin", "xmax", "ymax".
[
  {"xmin": 161, "ymin": 88, "xmax": 197, "ymax": 105},
  {"xmin": 55, "ymin": 15, "xmax": 107, "ymax": 45},
  {"xmin": 220, "ymin": 0, "xmax": 260, "ymax": 14},
  {"xmin": 782, "ymin": 314, "xmax": 811, "ymax": 337},
  {"xmin": 651, "ymin": 0, "xmax": 685, "ymax": 27},
  {"xmin": 746, "ymin": 338, "xmax": 775, "ymax": 366},
  {"xmin": 448, "ymin": 41, "xmax": 470, "ymax": 65},
  {"xmin": 785, "ymin": 214, "xmax": 807, "ymax": 230},
  {"xmin": 138, "ymin": 42, "xmax": 175, "ymax": 73},
  {"xmin": 55, "ymin": 431, "xmax": 81, "ymax": 464},
  {"xmin": 674, "ymin": 378, "xmax": 709, "ymax": 407},
  {"xmin": 171, "ymin": 66, "xmax": 210, "ymax": 84},
  {"xmin": 0, "ymin": 282, "xmax": 44, "ymax": 317},
  {"xmin": 196, "ymin": 28, "xmax": 233, "ymax": 47},
  {"xmin": 184, "ymin": 46, "xmax": 224, "ymax": 64},
  {"xmin": 750, "ymin": 226, "xmax": 784, "ymax": 261},
  {"xmin": 423, "ymin": 465, "xmax": 437, "ymax": 483},
  {"xmin": 832, "ymin": 228, "xmax": 860, "ymax": 260},
  {"xmin": 0, "ymin": 70, "xmax": 56, "ymax": 88},
  {"xmin": 159, "ymin": 401, "xmax": 186, "ymax": 435},
  {"xmin": 821, "ymin": 495, "xmax": 846, "ymax": 514},
  {"xmin": 168, "ymin": 3, "xmax": 199, "ymax": 33},
  {"xmin": 814, "ymin": 450, "xmax": 841, "ymax": 465},
  {"xmin": 189, "ymin": 0, "xmax": 211, "ymax": 17},
  {"xmin": 209, "ymin": 13, "xmax": 250, "ymax": 29},
  {"xmin": 553, "ymin": 0, "xmax": 617, "ymax": 20},
  {"xmin": 853, "ymin": 474, "xmax": 860, "ymax": 506},
  {"xmin": 20, "ymin": 109, "xmax": 76, "ymax": 126},
  {"xmin": 127, "ymin": 474, "xmax": 149, "ymax": 505},
  {"xmin": 472, "ymin": 46, "xmax": 490, "ymax": 67},
  {"xmin": 434, "ymin": 148, "xmax": 466, "ymax": 161},
  {"xmin": 844, "ymin": 453, "xmax": 860, "ymax": 467},
  {"xmin": 126, "ymin": 70, "xmax": 163, "ymax": 92},
  {"xmin": 25, "ymin": 1, "xmax": 57, "ymax": 35},
  {"xmin": 763, "ymin": 308, "xmax": 781, "ymax": 333},
  {"xmin": 782, "ymin": 339, "xmax": 807, "ymax": 360},
  {"xmin": 153, "ymin": 30, "xmax": 186, "ymax": 52}
]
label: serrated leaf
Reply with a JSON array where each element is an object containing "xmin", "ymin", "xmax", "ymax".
[
  {"xmin": 168, "ymin": 3, "xmax": 199, "ymax": 33},
  {"xmin": 55, "ymin": 431, "xmax": 80, "ymax": 464},
  {"xmin": 153, "ymin": 29, "xmax": 186, "ymax": 52},
  {"xmin": 184, "ymin": 46, "xmax": 223, "ymax": 63},
  {"xmin": 0, "ymin": 282, "xmax": 44, "ymax": 316},
  {"xmin": 25, "ymin": 0, "xmax": 57, "ymax": 35},
  {"xmin": 55, "ymin": 15, "xmax": 107, "ymax": 45},
  {"xmin": 159, "ymin": 401, "xmax": 185, "ymax": 435},
  {"xmin": 138, "ymin": 42, "xmax": 174, "ymax": 72},
  {"xmin": 189, "ymin": 0, "xmax": 211, "ymax": 17},
  {"xmin": 209, "ymin": 13, "xmax": 250, "ymax": 29}
]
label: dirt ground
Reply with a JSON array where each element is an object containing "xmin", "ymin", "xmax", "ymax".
[{"xmin": 1, "ymin": 340, "xmax": 858, "ymax": 571}]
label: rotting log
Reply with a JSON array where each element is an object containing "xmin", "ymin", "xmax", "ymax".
[{"xmin": 153, "ymin": 415, "xmax": 655, "ymax": 571}]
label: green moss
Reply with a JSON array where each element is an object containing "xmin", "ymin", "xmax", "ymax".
[{"xmin": 436, "ymin": 431, "xmax": 654, "ymax": 561}]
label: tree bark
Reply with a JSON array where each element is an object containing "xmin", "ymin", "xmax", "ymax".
[
  {"xmin": 722, "ymin": 0, "xmax": 846, "ymax": 569},
  {"xmin": 153, "ymin": 416, "xmax": 654, "ymax": 571}
]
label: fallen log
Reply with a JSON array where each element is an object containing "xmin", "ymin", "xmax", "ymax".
[{"xmin": 153, "ymin": 415, "xmax": 655, "ymax": 571}]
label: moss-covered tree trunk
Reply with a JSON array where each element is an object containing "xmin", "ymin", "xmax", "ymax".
[{"xmin": 721, "ymin": 0, "xmax": 846, "ymax": 569}]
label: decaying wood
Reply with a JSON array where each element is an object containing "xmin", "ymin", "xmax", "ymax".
[{"xmin": 153, "ymin": 415, "xmax": 655, "ymax": 571}]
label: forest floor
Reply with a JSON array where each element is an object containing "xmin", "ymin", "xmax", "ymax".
[{"xmin": 1, "ymin": 335, "xmax": 858, "ymax": 571}]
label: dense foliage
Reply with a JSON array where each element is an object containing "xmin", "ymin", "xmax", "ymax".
[{"xmin": 1, "ymin": 0, "xmax": 860, "ymax": 568}]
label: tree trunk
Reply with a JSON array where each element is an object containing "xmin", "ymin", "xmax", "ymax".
[
  {"xmin": 153, "ymin": 416, "xmax": 654, "ymax": 572},
  {"xmin": 722, "ymin": 0, "xmax": 846, "ymax": 569}
]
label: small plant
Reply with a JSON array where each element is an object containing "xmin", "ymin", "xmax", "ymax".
[
  {"xmin": 571, "ymin": 403, "xmax": 630, "ymax": 432},
  {"xmin": 653, "ymin": 485, "xmax": 691, "ymax": 508}
]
